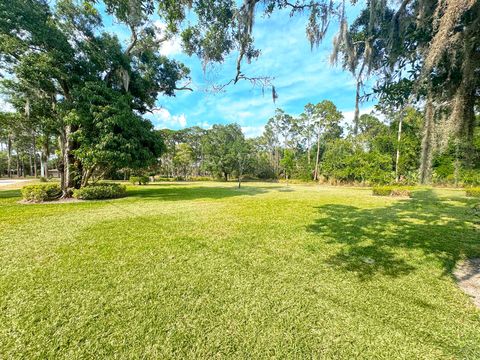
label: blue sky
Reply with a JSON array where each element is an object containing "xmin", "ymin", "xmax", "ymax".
[{"xmin": 99, "ymin": 3, "xmax": 376, "ymax": 137}]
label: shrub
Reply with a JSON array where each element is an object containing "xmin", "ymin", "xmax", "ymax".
[
  {"xmin": 22, "ymin": 183, "xmax": 61, "ymax": 202},
  {"xmin": 190, "ymin": 176, "xmax": 212, "ymax": 181},
  {"xmin": 73, "ymin": 183, "xmax": 126, "ymax": 200},
  {"xmin": 372, "ymin": 185, "xmax": 412, "ymax": 197},
  {"xmin": 129, "ymin": 175, "xmax": 149, "ymax": 185},
  {"xmin": 154, "ymin": 177, "xmax": 174, "ymax": 182},
  {"xmin": 466, "ymin": 188, "xmax": 480, "ymax": 198},
  {"xmin": 462, "ymin": 170, "xmax": 480, "ymax": 186},
  {"xmin": 39, "ymin": 177, "xmax": 48, "ymax": 182}
]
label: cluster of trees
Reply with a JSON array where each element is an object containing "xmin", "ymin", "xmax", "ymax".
[
  {"xmin": 1, "ymin": 0, "xmax": 479, "ymax": 191},
  {"xmin": 156, "ymin": 101, "xmax": 480, "ymax": 185},
  {"xmin": 158, "ymin": 124, "xmax": 249, "ymax": 186},
  {"xmin": 0, "ymin": 0, "xmax": 192, "ymax": 195}
]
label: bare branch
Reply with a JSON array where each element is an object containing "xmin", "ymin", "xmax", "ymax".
[{"xmin": 210, "ymin": 74, "xmax": 274, "ymax": 93}]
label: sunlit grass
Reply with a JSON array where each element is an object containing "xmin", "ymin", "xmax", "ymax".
[{"xmin": 1, "ymin": 182, "xmax": 479, "ymax": 358}]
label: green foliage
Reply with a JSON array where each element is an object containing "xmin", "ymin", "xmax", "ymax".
[
  {"xmin": 280, "ymin": 149, "xmax": 295, "ymax": 179},
  {"xmin": 372, "ymin": 186, "xmax": 412, "ymax": 197},
  {"xmin": 73, "ymin": 183, "xmax": 126, "ymax": 200},
  {"xmin": 21, "ymin": 183, "xmax": 61, "ymax": 202},
  {"xmin": 71, "ymin": 82, "xmax": 165, "ymax": 176},
  {"xmin": 461, "ymin": 170, "xmax": 480, "ymax": 186},
  {"xmin": 202, "ymin": 124, "xmax": 247, "ymax": 180},
  {"xmin": 322, "ymin": 139, "xmax": 393, "ymax": 184},
  {"xmin": 465, "ymin": 188, "xmax": 480, "ymax": 198},
  {"xmin": 129, "ymin": 176, "xmax": 150, "ymax": 185},
  {"xmin": 190, "ymin": 176, "xmax": 212, "ymax": 181}
]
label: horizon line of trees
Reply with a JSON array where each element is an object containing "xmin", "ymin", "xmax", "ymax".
[
  {"xmin": 152, "ymin": 100, "xmax": 479, "ymax": 186},
  {"xmin": 2, "ymin": 97, "xmax": 479, "ymax": 186}
]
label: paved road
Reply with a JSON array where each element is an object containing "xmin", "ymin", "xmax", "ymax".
[{"xmin": 0, "ymin": 179, "xmax": 30, "ymax": 187}]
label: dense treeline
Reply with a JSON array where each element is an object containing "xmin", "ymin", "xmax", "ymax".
[
  {"xmin": 3, "ymin": 97, "xmax": 479, "ymax": 186},
  {"xmin": 154, "ymin": 101, "xmax": 480, "ymax": 186}
]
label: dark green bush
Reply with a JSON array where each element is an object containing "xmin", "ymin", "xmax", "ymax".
[
  {"xmin": 21, "ymin": 183, "xmax": 61, "ymax": 202},
  {"xmin": 39, "ymin": 177, "xmax": 48, "ymax": 183},
  {"xmin": 129, "ymin": 176, "xmax": 149, "ymax": 185},
  {"xmin": 462, "ymin": 170, "xmax": 480, "ymax": 186},
  {"xmin": 466, "ymin": 188, "xmax": 480, "ymax": 198},
  {"xmin": 73, "ymin": 183, "xmax": 126, "ymax": 200},
  {"xmin": 372, "ymin": 186, "xmax": 412, "ymax": 197}
]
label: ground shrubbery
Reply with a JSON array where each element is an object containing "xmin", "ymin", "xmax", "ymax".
[
  {"xmin": 466, "ymin": 187, "xmax": 480, "ymax": 197},
  {"xmin": 129, "ymin": 176, "xmax": 150, "ymax": 185},
  {"xmin": 372, "ymin": 185, "xmax": 412, "ymax": 197},
  {"xmin": 73, "ymin": 183, "xmax": 126, "ymax": 200},
  {"xmin": 190, "ymin": 176, "xmax": 212, "ymax": 181},
  {"xmin": 21, "ymin": 183, "xmax": 62, "ymax": 202}
]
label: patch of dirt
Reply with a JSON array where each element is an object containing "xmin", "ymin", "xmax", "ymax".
[{"xmin": 454, "ymin": 258, "xmax": 480, "ymax": 308}]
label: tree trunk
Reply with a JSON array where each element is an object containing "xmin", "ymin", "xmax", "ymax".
[
  {"xmin": 419, "ymin": 95, "xmax": 435, "ymax": 184},
  {"xmin": 238, "ymin": 167, "xmax": 242, "ymax": 188},
  {"xmin": 81, "ymin": 164, "xmax": 96, "ymax": 187},
  {"xmin": 395, "ymin": 112, "xmax": 403, "ymax": 182},
  {"xmin": 353, "ymin": 64, "xmax": 365, "ymax": 136},
  {"xmin": 307, "ymin": 143, "xmax": 311, "ymax": 165},
  {"xmin": 16, "ymin": 155, "xmax": 20, "ymax": 178},
  {"xmin": 7, "ymin": 135, "xmax": 12, "ymax": 178},
  {"xmin": 32, "ymin": 132, "xmax": 37, "ymax": 177},
  {"xmin": 41, "ymin": 140, "xmax": 49, "ymax": 178},
  {"xmin": 59, "ymin": 125, "xmax": 76, "ymax": 197},
  {"xmin": 306, "ymin": 119, "xmax": 311, "ymax": 165},
  {"xmin": 29, "ymin": 152, "xmax": 33, "ymax": 177},
  {"xmin": 353, "ymin": 79, "xmax": 361, "ymax": 135},
  {"xmin": 313, "ymin": 131, "xmax": 321, "ymax": 181},
  {"xmin": 453, "ymin": 140, "xmax": 460, "ymax": 187}
]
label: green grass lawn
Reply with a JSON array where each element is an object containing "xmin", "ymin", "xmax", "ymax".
[{"xmin": 1, "ymin": 182, "xmax": 479, "ymax": 358}]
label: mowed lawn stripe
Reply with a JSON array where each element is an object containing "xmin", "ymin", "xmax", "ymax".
[{"xmin": 1, "ymin": 182, "xmax": 479, "ymax": 358}]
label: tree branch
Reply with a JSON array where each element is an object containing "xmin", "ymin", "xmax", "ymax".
[{"xmin": 125, "ymin": 24, "xmax": 138, "ymax": 56}]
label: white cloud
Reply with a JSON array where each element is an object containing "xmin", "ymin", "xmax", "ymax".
[
  {"xmin": 151, "ymin": 108, "xmax": 187, "ymax": 129},
  {"xmin": 154, "ymin": 21, "xmax": 182, "ymax": 56},
  {"xmin": 196, "ymin": 121, "xmax": 212, "ymax": 129},
  {"xmin": 340, "ymin": 106, "xmax": 387, "ymax": 132},
  {"xmin": 0, "ymin": 98, "xmax": 14, "ymax": 112},
  {"xmin": 242, "ymin": 125, "xmax": 265, "ymax": 138}
]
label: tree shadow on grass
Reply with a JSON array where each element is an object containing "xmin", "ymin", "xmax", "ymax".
[
  {"xmin": 126, "ymin": 184, "xmax": 270, "ymax": 201},
  {"xmin": 0, "ymin": 189, "xmax": 21, "ymax": 200},
  {"xmin": 307, "ymin": 189, "xmax": 480, "ymax": 280}
]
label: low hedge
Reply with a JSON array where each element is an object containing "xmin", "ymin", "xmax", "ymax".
[
  {"xmin": 190, "ymin": 176, "xmax": 213, "ymax": 181},
  {"xmin": 21, "ymin": 183, "xmax": 62, "ymax": 202},
  {"xmin": 129, "ymin": 176, "xmax": 150, "ymax": 185},
  {"xmin": 372, "ymin": 185, "xmax": 412, "ymax": 197},
  {"xmin": 466, "ymin": 188, "xmax": 480, "ymax": 198},
  {"xmin": 73, "ymin": 183, "xmax": 126, "ymax": 200}
]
